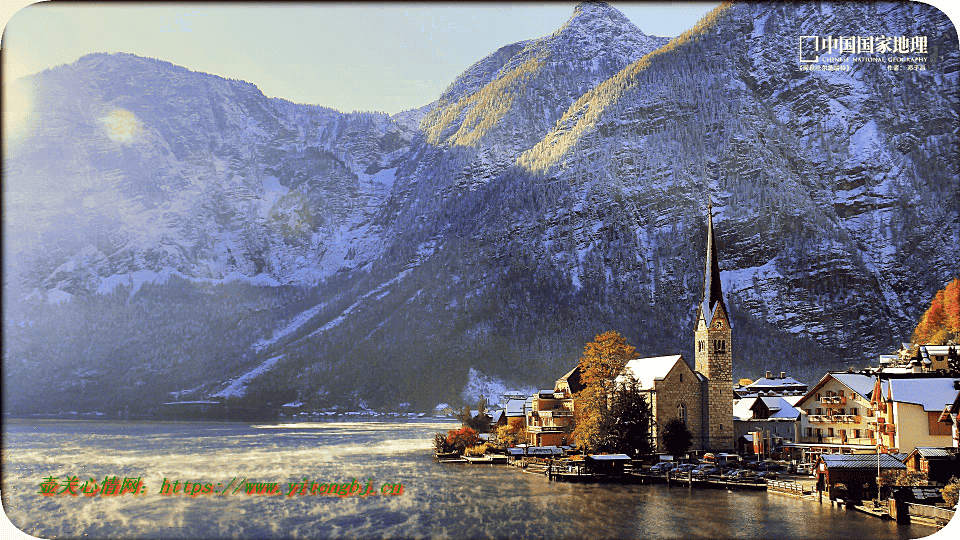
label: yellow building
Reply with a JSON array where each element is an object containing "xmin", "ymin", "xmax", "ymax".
[{"xmin": 870, "ymin": 377, "xmax": 959, "ymax": 453}]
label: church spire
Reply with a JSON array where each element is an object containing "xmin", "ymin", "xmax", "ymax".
[{"xmin": 700, "ymin": 203, "xmax": 726, "ymax": 325}]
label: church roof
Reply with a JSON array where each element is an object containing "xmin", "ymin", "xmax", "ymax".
[
  {"xmin": 699, "ymin": 205, "xmax": 728, "ymax": 327},
  {"xmin": 617, "ymin": 355, "xmax": 688, "ymax": 390}
]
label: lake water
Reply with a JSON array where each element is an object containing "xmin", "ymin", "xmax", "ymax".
[{"xmin": 1, "ymin": 419, "xmax": 950, "ymax": 539}]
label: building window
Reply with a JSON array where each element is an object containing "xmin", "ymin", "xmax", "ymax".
[
  {"xmin": 838, "ymin": 408, "xmax": 845, "ymax": 415},
  {"xmin": 816, "ymin": 393, "xmax": 821, "ymax": 401},
  {"xmin": 815, "ymin": 408, "xmax": 822, "ymax": 415},
  {"xmin": 851, "ymin": 407, "xmax": 858, "ymax": 416},
  {"xmin": 678, "ymin": 404, "xmax": 687, "ymax": 426},
  {"xmin": 679, "ymin": 373, "xmax": 683, "ymax": 383},
  {"xmin": 827, "ymin": 428, "xmax": 834, "ymax": 437},
  {"xmin": 805, "ymin": 427, "xmax": 813, "ymax": 437},
  {"xmin": 853, "ymin": 429, "xmax": 860, "ymax": 438}
]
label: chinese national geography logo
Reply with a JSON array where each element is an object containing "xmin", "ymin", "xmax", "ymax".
[{"xmin": 798, "ymin": 34, "xmax": 928, "ymax": 72}]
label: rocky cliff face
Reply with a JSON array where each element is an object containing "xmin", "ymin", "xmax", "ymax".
[{"xmin": 4, "ymin": 2, "xmax": 958, "ymax": 415}]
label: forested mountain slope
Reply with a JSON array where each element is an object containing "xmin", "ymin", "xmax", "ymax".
[{"xmin": 4, "ymin": 2, "xmax": 958, "ymax": 416}]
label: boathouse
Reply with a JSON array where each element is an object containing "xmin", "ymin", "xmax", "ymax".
[{"xmin": 814, "ymin": 453, "xmax": 906, "ymax": 501}]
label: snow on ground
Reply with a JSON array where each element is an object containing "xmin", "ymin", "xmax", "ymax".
[
  {"xmin": 460, "ymin": 367, "xmax": 537, "ymax": 405},
  {"xmin": 97, "ymin": 267, "xmax": 280, "ymax": 296},
  {"xmin": 255, "ymin": 269, "xmax": 413, "ymax": 352},
  {"xmin": 46, "ymin": 289, "xmax": 74, "ymax": 305},
  {"xmin": 209, "ymin": 355, "xmax": 285, "ymax": 399}
]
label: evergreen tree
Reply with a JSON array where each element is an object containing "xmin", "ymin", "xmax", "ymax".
[
  {"xmin": 661, "ymin": 418, "xmax": 693, "ymax": 458},
  {"xmin": 605, "ymin": 375, "xmax": 654, "ymax": 457}
]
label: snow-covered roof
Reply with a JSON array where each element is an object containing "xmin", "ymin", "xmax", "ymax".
[
  {"xmin": 921, "ymin": 345, "xmax": 958, "ymax": 356},
  {"xmin": 435, "ymin": 402, "xmax": 451, "ymax": 410},
  {"xmin": 820, "ymin": 454, "xmax": 906, "ymax": 470},
  {"xmin": 783, "ymin": 395, "xmax": 804, "ymax": 406},
  {"xmin": 762, "ymin": 396, "xmax": 802, "ymax": 419},
  {"xmin": 733, "ymin": 399, "xmax": 755, "ymax": 421},
  {"xmin": 733, "ymin": 396, "xmax": 801, "ymax": 421},
  {"xmin": 747, "ymin": 377, "xmax": 806, "ymax": 389},
  {"xmin": 889, "ymin": 378, "xmax": 960, "ymax": 411},
  {"xmin": 911, "ymin": 447, "xmax": 954, "ymax": 459},
  {"xmin": 505, "ymin": 399, "xmax": 526, "ymax": 416},
  {"xmin": 828, "ymin": 373, "xmax": 882, "ymax": 400},
  {"xmin": 618, "ymin": 355, "xmax": 686, "ymax": 390}
]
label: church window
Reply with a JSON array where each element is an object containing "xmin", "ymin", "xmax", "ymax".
[
  {"xmin": 679, "ymin": 373, "xmax": 683, "ymax": 383},
  {"xmin": 678, "ymin": 404, "xmax": 687, "ymax": 426}
]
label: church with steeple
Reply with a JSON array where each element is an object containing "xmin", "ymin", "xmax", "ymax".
[
  {"xmin": 611, "ymin": 205, "xmax": 735, "ymax": 453},
  {"xmin": 693, "ymin": 204, "xmax": 734, "ymax": 451},
  {"xmin": 543, "ymin": 206, "xmax": 734, "ymax": 453}
]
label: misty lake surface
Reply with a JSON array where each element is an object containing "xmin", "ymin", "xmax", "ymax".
[{"xmin": 1, "ymin": 419, "xmax": 944, "ymax": 539}]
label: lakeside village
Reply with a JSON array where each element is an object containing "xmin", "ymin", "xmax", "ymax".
[{"xmin": 433, "ymin": 209, "xmax": 960, "ymax": 532}]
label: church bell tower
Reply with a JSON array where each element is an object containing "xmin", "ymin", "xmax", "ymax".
[{"xmin": 695, "ymin": 204, "xmax": 734, "ymax": 451}]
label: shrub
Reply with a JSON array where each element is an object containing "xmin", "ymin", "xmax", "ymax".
[
  {"xmin": 942, "ymin": 477, "xmax": 959, "ymax": 508},
  {"xmin": 465, "ymin": 443, "xmax": 492, "ymax": 457}
]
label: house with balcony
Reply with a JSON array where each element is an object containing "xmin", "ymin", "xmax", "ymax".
[
  {"xmin": 526, "ymin": 389, "xmax": 575, "ymax": 447},
  {"xmin": 788, "ymin": 373, "xmax": 884, "ymax": 463},
  {"xmin": 869, "ymin": 376, "xmax": 960, "ymax": 453}
]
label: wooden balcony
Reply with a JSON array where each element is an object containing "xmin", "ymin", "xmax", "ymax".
[
  {"xmin": 821, "ymin": 395, "xmax": 847, "ymax": 405},
  {"xmin": 539, "ymin": 409, "xmax": 573, "ymax": 417}
]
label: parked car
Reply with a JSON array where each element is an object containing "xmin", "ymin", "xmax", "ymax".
[
  {"xmin": 692, "ymin": 465, "xmax": 720, "ymax": 476},
  {"xmin": 756, "ymin": 470, "xmax": 779, "ymax": 480},
  {"xmin": 727, "ymin": 469, "xmax": 757, "ymax": 480},
  {"xmin": 649, "ymin": 462, "xmax": 675, "ymax": 474},
  {"xmin": 675, "ymin": 463, "xmax": 698, "ymax": 473}
]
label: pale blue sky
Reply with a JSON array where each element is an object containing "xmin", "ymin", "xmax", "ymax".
[{"xmin": 2, "ymin": 2, "xmax": 720, "ymax": 114}]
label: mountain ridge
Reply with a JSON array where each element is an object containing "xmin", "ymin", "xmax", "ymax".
[{"xmin": 3, "ymin": 1, "xmax": 958, "ymax": 416}]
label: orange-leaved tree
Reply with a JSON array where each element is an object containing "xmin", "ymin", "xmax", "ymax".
[
  {"xmin": 446, "ymin": 426, "xmax": 480, "ymax": 453},
  {"xmin": 572, "ymin": 330, "xmax": 639, "ymax": 452},
  {"xmin": 913, "ymin": 278, "xmax": 960, "ymax": 345}
]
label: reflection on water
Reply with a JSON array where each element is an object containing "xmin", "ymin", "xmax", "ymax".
[{"xmin": 1, "ymin": 420, "xmax": 948, "ymax": 539}]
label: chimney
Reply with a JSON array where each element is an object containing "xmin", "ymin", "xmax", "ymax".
[
  {"xmin": 779, "ymin": 372, "xmax": 786, "ymax": 379},
  {"xmin": 765, "ymin": 371, "xmax": 771, "ymax": 379}
]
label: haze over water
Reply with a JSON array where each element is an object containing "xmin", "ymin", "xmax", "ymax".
[{"xmin": 1, "ymin": 420, "xmax": 942, "ymax": 539}]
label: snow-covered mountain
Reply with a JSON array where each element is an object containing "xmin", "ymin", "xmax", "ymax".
[{"xmin": 4, "ymin": 1, "xmax": 958, "ymax": 416}]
